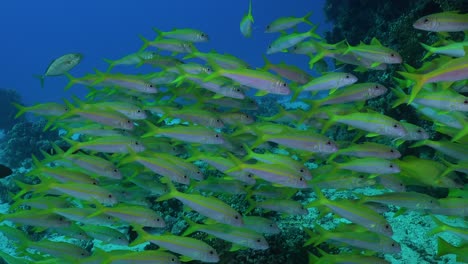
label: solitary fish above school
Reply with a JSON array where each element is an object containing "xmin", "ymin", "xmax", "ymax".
[{"xmin": 35, "ymin": 53, "xmax": 83, "ymax": 88}]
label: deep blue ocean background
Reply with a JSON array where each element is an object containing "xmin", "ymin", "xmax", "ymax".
[{"xmin": 0, "ymin": 0, "xmax": 330, "ymax": 106}]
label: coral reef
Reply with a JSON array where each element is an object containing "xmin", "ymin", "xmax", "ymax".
[
  {"xmin": 0, "ymin": 88, "xmax": 23, "ymax": 131},
  {"xmin": 0, "ymin": 121, "xmax": 59, "ymax": 168}
]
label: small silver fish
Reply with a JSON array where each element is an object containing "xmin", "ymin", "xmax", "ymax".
[{"xmin": 35, "ymin": 53, "xmax": 83, "ymax": 88}]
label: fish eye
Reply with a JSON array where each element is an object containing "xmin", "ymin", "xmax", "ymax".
[
  {"xmin": 183, "ymin": 175, "xmax": 188, "ymax": 179},
  {"xmin": 247, "ymin": 173, "xmax": 253, "ymax": 178},
  {"xmin": 268, "ymin": 45, "xmax": 271, "ymax": 49},
  {"xmin": 392, "ymin": 243, "xmax": 395, "ymax": 247},
  {"xmin": 236, "ymin": 88, "xmax": 241, "ymax": 92},
  {"xmin": 108, "ymin": 194, "xmax": 113, "ymax": 198},
  {"xmin": 385, "ymin": 224, "xmax": 390, "ymax": 229},
  {"xmin": 215, "ymin": 134, "xmax": 220, "ymax": 138},
  {"xmin": 137, "ymin": 110, "xmax": 141, "ymax": 113},
  {"xmin": 393, "ymin": 124, "xmax": 398, "ymax": 128},
  {"xmin": 417, "ymin": 129, "xmax": 422, "ymax": 133},
  {"xmin": 156, "ymin": 218, "xmax": 160, "ymax": 221},
  {"xmin": 359, "ymin": 175, "xmax": 364, "ymax": 178},
  {"xmin": 345, "ymin": 75, "xmax": 350, "ymax": 78},
  {"xmin": 389, "ymin": 164, "xmax": 394, "ymax": 168},
  {"xmin": 107, "ymin": 216, "xmax": 112, "ymax": 220},
  {"xmin": 299, "ymin": 177, "xmax": 304, "ymax": 181},
  {"xmin": 269, "ymin": 224, "xmax": 274, "ymax": 227},
  {"xmin": 463, "ymin": 100, "xmax": 468, "ymax": 104},
  {"xmin": 135, "ymin": 141, "xmax": 139, "ymax": 145},
  {"xmin": 375, "ymin": 85, "xmax": 379, "ymax": 89},
  {"xmin": 197, "ymin": 171, "xmax": 201, "ymax": 174},
  {"xmin": 234, "ymin": 215, "xmax": 239, "ymax": 219},
  {"xmin": 282, "ymin": 83, "xmax": 287, "ymax": 87},
  {"xmin": 113, "ymin": 169, "xmax": 118, "ymax": 172},
  {"xmin": 209, "ymin": 250, "xmax": 214, "ymax": 255},
  {"xmin": 300, "ymin": 169, "xmax": 305, "ymax": 173},
  {"xmin": 423, "ymin": 18, "xmax": 429, "ymax": 23},
  {"xmin": 256, "ymin": 239, "xmax": 261, "ymax": 243},
  {"xmin": 127, "ymin": 120, "xmax": 131, "ymax": 123},
  {"xmin": 390, "ymin": 53, "xmax": 395, "ymax": 57},
  {"xmin": 390, "ymin": 149, "xmax": 394, "ymax": 153},
  {"xmin": 59, "ymin": 216, "xmax": 64, "ymax": 221},
  {"xmin": 326, "ymin": 141, "xmax": 331, "ymax": 145},
  {"xmin": 171, "ymin": 258, "xmax": 176, "ymax": 262},
  {"xmin": 81, "ymin": 253, "xmax": 86, "ymax": 256},
  {"xmin": 216, "ymin": 119, "xmax": 221, "ymax": 122},
  {"xmin": 266, "ymin": 25, "xmax": 270, "ymax": 29},
  {"xmin": 118, "ymin": 236, "xmax": 121, "ymax": 239}
]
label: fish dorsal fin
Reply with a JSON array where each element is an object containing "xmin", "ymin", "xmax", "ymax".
[{"xmin": 371, "ymin": 37, "xmax": 382, "ymax": 46}]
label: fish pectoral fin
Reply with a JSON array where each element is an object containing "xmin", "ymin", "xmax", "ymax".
[
  {"xmin": 229, "ymin": 244, "xmax": 246, "ymax": 252},
  {"xmin": 254, "ymin": 90, "xmax": 269, "ymax": 96},
  {"xmin": 370, "ymin": 62, "xmax": 382, "ymax": 68},
  {"xmin": 179, "ymin": 256, "xmax": 195, "ymax": 262}
]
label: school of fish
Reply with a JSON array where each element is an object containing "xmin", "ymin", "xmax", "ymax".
[{"xmin": 2, "ymin": 5, "xmax": 468, "ymax": 264}]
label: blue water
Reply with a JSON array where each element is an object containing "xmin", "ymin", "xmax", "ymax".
[{"xmin": 0, "ymin": 0, "xmax": 330, "ymax": 106}]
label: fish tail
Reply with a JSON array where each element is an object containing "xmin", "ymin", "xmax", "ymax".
[
  {"xmin": 303, "ymin": 11, "xmax": 314, "ymax": 26},
  {"xmin": 451, "ymin": 123, "xmax": 468, "ymax": 142},
  {"xmin": 62, "ymin": 137, "xmax": 80, "ymax": 156},
  {"xmin": 310, "ymin": 225, "xmax": 329, "ymax": 246},
  {"xmin": 57, "ymin": 100, "xmax": 76, "ymax": 121},
  {"xmin": 393, "ymin": 76, "xmax": 413, "ymax": 89},
  {"xmin": 244, "ymin": 197, "xmax": 257, "ymax": 214},
  {"xmin": 427, "ymin": 216, "xmax": 445, "ymax": 236},
  {"xmin": 138, "ymin": 34, "xmax": 151, "ymax": 52},
  {"xmin": 141, "ymin": 120, "xmax": 160, "ymax": 138},
  {"xmin": 181, "ymin": 216, "xmax": 200, "ymax": 236},
  {"xmin": 241, "ymin": 143, "xmax": 256, "ymax": 161},
  {"xmin": 11, "ymin": 103, "xmax": 27, "ymax": 119},
  {"xmin": 325, "ymin": 151, "xmax": 339, "ymax": 163},
  {"xmin": 128, "ymin": 225, "xmax": 149, "ymax": 247},
  {"xmin": 261, "ymin": 54, "xmax": 272, "ymax": 71},
  {"xmin": 313, "ymin": 187, "xmax": 327, "ymax": 203},
  {"xmin": 170, "ymin": 74, "xmax": 188, "ymax": 87},
  {"xmin": 391, "ymin": 87, "xmax": 410, "ymax": 108},
  {"xmin": 419, "ymin": 42, "xmax": 434, "ymax": 60},
  {"xmin": 152, "ymin": 27, "xmax": 163, "ymax": 37},
  {"xmin": 63, "ymin": 72, "xmax": 77, "ymax": 91},
  {"xmin": 343, "ymin": 39, "xmax": 352, "ymax": 55},
  {"xmin": 156, "ymin": 177, "xmax": 177, "ymax": 202},
  {"xmin": 308, "ymin": 43, "xmax": 328, "ymax": 68},
  {"xmin": 409, "ymin": 139, "xmax": 428, "ymax": 148},
  {"xmin": 397, "ymin": 71, "xmax": 425, "ymax": 104},
  {"xmin": 319, "ymin": 112, "xmax": 337, "ymax": 134},
  {"xmin": 50, "ymin": 142, "xmax": 66, "ymax": 156},
  {"xmin": 307, "ymin": 24, "xmax": 321, "ymax": 40},
  {"xmin": 225, "ymin": 153, "xmax": 244, "ymax": 173},
  {"xmin": 203, "ymin": 59, "xmax": 223, "ymax": 82},
  {"xmin": 436, "ymin": 237, "xmax": 455, "ymax": 257},
  {"xmin": 248, "ymin": 0, "xmax": 253, "ymax": 20},
  {"xmin": 85, "ymin": 203, "xmax": 107, "ymax": 219},
  {"xmin": 290, "ymin": 86, "xmax": 303, "ymax": 102},
  {"xmin": 33, "ymin": 74, "xmax": 45, "ymax": 88},
  {"xmin": 26, "ymin": 155, "xmax": 44, "ymax": 176},
  {"xmin": 303, "ymin": 228, "xmax": 320, "ymax": 247},
  {"xmin": 13, "ymin": 180, "xmax": 38, "ymax": 200},
  {"xmin": 103, "ymin": 58, "xmax": 115, "ymax": 73}
]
